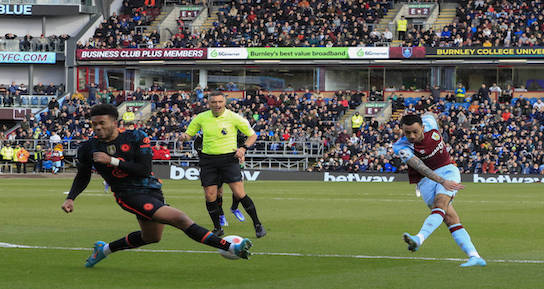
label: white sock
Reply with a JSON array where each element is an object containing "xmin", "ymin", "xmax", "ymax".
[{"xmin": 103, "ymin": 243, "xmax": 112, "ymax": 256}]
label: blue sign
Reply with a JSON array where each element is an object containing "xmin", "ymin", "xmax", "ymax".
[{"xmin": 0, "ymin": 52, "xmax": 56, "ymax": 64}]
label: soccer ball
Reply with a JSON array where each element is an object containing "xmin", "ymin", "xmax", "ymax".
[{"xmin": 218, "ymin": 235, "xmax": 243, "ymax": 260}]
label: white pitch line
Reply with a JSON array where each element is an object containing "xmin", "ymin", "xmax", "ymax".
[{"xmin": 1, "ymin": 242, "xmax": 542, "ymax": 264}]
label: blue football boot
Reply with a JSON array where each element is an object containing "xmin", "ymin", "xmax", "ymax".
[
  {"xmin": 460, "ymin": 256, "xmax": 487, "ymax": 267},
  {"xmin": 231, "ymin": 238, "xmax": 253, "ymax": 260},
  {"xmin": 219, "ymin": 215, "xmax": 228, "ymax": 227},
  {"xmin": 231, "ymin": 209, "xmax": 245, "ymax": 222},
  {"xmin": 85, "ymin": 241, "xmax": 107, "ymax": 268}
]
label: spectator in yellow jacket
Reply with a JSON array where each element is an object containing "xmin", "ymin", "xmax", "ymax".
[
  {"xmin": 351, "ymin": 112, "xmax": 364, "ymax": 132},
  {"xmin": 1, "ymin": 143, "xmax": 14, "ymax": 173}
]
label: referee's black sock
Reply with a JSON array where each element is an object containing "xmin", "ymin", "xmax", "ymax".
[
  {"xmin": 206, "ymin": 200, "xmax": 222, "ymax": 229},
  {"xmin": 240, "ymin": 195, "xmax": 261, "ymax": 227},
  {"xmin": 231, "ymin": 194, "xmax": 240, "ymax": 211},
  {"xmin": 217, "ymin": 196, "xmax": 224, "ymax": 216},
  {"xmin": 109, "ymin": 231, "xmax": 151, "ymax": 253},
  {"xmin": 184, "ymin": 223, "xmax": 230, "ymax": 251}
]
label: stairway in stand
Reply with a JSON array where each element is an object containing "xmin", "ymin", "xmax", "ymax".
[{"xmin": 198, "ymin": 6, "xmax": 219, "ymax": 34}]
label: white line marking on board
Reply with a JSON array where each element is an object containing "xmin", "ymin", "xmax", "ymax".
[{"xmin": 1, "ymin": 242, "xmax": 542, "ymax": 264}]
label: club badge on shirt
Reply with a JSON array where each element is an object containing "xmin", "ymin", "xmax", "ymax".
[
  {"xmin": 431, "ymin": 132, "xmax": 440, "ymax": 141},
  {"xmin": 107, "ymin": 144, "xmax": 116, "ymax": 155}
]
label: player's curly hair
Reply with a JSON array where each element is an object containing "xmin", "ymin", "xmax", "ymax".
[
  {"xmin": 90, "ymin": 104, "xmax": 119, "ymax": 120},
  {"xmin": 400, "ymin": 114, "xmax": 422, "ymax": 126}
]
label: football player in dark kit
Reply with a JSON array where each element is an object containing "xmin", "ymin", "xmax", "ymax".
[{"xmin": 61, "ymin": 104, "xmax": 252, "ymax": 267}]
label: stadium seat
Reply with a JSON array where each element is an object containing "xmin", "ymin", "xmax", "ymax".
[
  {"xmin": 40, "ymin": 96, "xmax": 49, "ymax": 106},
  {"xmin": 31, "ymin": 96, "xmax": 39, "ymax": 106},
  {"xmin": 511, "ymin": 98, "xmax": 519, "ymax": 106}
]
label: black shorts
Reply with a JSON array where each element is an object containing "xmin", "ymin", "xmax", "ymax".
[
  {"xmin": 199, "ymin": 153, "xmax": 242, "ymax": 187},
  {"xmin": 114, "ymin": 189, "xmax": 166, "ymax": 221}
]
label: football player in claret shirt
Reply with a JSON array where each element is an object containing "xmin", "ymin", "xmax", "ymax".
[
  {"xmin": 61, "ymin": 104, "xmax": 252, "ymax": 267},
  {"xmin": 393, "ymin": 113, "xmax": 486, "ymax": 267}
]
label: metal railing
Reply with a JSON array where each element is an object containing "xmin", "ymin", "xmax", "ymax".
[
  {"xmin": 0, "ymin": 38, "xmax": 67, "ymax": 53},
  {"xmin": 157, "ymin": 139, "xmax": 325, "ymax": 158},
  {"xmin": 1, "ymin": 139, "xmax": 325, "ymax": 159}
]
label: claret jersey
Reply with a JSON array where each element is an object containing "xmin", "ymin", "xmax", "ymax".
[{"xmin": 393, "ymin": 114, "xmax": 455, "ymax": 184}]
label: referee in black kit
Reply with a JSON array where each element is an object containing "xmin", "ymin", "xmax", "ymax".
[{"xmin": 181, "ymin": 92, "xmax": 266, "ymax": 238}]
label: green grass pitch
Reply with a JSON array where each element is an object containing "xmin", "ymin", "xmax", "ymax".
[{"xmin": 0, "ymin": 178, "xmax": 542, "ymax": 289}]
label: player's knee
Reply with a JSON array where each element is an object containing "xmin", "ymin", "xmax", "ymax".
[{"xmin": 204, "ymin": 192, "xmax": 216, "ymax": 201}]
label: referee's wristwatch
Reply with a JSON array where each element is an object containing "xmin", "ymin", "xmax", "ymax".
[{"xmin": 240, "ymin": 144, "xmax": 249, "ymax": 150}]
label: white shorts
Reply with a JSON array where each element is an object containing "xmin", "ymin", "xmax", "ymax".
[{"xmin": 416, "ymin": 164, "xmax": 460, "ymax": 208}]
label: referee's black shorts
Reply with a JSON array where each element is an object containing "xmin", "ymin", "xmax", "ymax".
[
  {"xmin": 199, "ymin": 152, "xmax": 242, "ymax": 187},
  {"xmin": 114, "ymin": 189, "xmax": 166, "ymax": 221}
]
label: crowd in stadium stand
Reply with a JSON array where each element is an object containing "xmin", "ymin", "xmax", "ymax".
[
  {"xmin": 77, "ymin": 1, "xmax": 161, "ymax": 49},
  {"xmin": 402, "ymin": 0, "xmax": 544, "ymax": 47},
  {"xmin": 137, "ymin": 88, "xmax": 349, "ymax": 154},
  {"xmin": 2, "ymin": 79, "xmax": 543, "ymax": 175},
  {"xmin": 167, "ymin": 0, "xmax": 393, "ymax": 48},
  {"xmin": 0, "ymin": 33, "xmax": 70, "ymax": 52},
  {"xmin": 314, "ymin": 90, "xmax": 544, "ymax": 174},
  {"xmin": 1, "ymin": 85, "xmax": 350, "ymax": 163},
  {"xmin": 1, "ymin": 82, "xmax": 65, "ymax": 107}
]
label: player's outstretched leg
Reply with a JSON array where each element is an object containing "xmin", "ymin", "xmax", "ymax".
[
  {"xmin": 231, "ymin": 194, "xmax": 245, "ymax": 222},
  {"xmin": 451, "ymin": 224, "xmax": 486, "ymax": 267},
  {"xmin": 444, "ymin": 207, "xmax": 486, "ymax": 267},
  {"xmin": 404, "ymin": 193, "xmax": 453, "ymax": 252},
  {"xmin": 403, "ymin": 207, "xmax": 445, "ymax": 252},
  {"xmin": 85, "ymin": 226, "xmax": 161, "ymax": 268},
  {"xmin": 154, "ymin": 206, "xmax": 253, "ymax": 259}
]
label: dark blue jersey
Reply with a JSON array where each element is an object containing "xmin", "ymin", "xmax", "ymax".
[{"xmin": 68, "ymin": 130, "xmax": 161, "ymax": 199}]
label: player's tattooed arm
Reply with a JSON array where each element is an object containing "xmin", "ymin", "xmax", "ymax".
[
  {"xmin": 406, "ymin": 155, "xmax": 465, "ymax": 191},
  {"xmin": 406, "ymin": 155, "xmax": 445, "ymax": 184}
]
